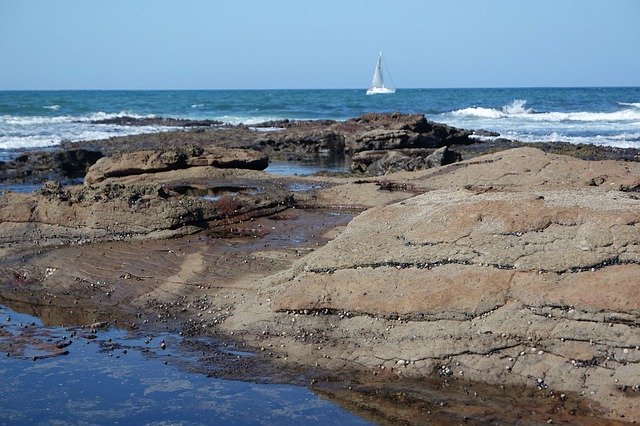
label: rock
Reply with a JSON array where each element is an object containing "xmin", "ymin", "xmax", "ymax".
[
  {"xmin": 353, "ymin": 146, "xmax": 460, "ymax": 175},
  {"xmin": 89, "ymin": 116, "xmax": 223, "ymax": 127},
  {"xmin": 186, "ymin": 146, "xmax": 269, "ymax": 170},
  {"xmin": 367, "ymin": 151, "xmax": 412, "ymax": 175},
  {"xmin": 54, "ymin": 149, "xmax": 105, "ymax": 178},
  {"xmin": 85, "ymin": 146, "xmax": 268, "ymax": 184},
  {"xmin": 267, "ymin": 147, "xmax": 640, "ymax": 421},
  {"xmin": 248, "ymin": 113, "xmax": 471, "ymax": 157},
  {"xmin": 0, "ymin": 149, "xmax": 103, "ymax": 184},
  {"xmin": 256, "ymin": 131, "xmax": 345, "ymax": 156},
  {"xmin": 424, "ymin": 146, "xmax": 460, "ymax": 168},
  {"xmin": 473, "ymin": 129, "xmax": 500, "ymax": 137},
  {"xmin": 0, "ymin": 168, "xmax": 293, "ymax": 250},
  {"xmin": 84, "ymin": 146, "xmax": 201, "ymax": 184}
]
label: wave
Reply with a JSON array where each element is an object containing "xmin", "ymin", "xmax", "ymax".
[
  {"xmin": 618, "ymin": 102, "xmax": 640, "ymax": 109},
  {"xmin": 492, "ymin": 130, "xmax": 640, "ymax": 149},
  {"xmin": 450, "ymin": 100, "xmax": 640, "ymax": 122},
  {"xmin": 213, "ymin": 115, "xmax": 285, "ymax": 125},
  {"xmin": 43, "ymin": 104, "xmax": 60, "ymax": 110},
  {"xmin": 0, "ymin": 126, "xmax": 177, "ymax": 150},
  {"xmin": 0, "ymin": 111, "xmax": 156, "ymax": 126},
  {"xmin": 191, "ymin": 104, "xmax": 204, "ymax": 108}
]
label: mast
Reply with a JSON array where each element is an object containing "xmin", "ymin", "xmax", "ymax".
[{"xmin": 371, "ymin": 51, "xmax": 384, "ymax": 88}]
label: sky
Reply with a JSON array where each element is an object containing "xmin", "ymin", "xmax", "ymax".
[{"xmin": 1, "ymin": 0, "xmax": 639, "ymax": 90}]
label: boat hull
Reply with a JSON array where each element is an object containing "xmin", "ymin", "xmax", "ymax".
[{"xmin": 366, "ymin": 87, "xmax": 396, "ymax": 95}]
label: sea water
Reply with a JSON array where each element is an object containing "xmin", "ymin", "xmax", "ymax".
[{"xmin": 1, "ymin": 88, "xmax": 639, "ymax": 156}]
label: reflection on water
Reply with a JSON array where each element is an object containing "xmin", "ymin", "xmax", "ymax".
[
  {"xmin": 0, "ymin": 304, "xmax": 369, "ymax": 425},
  {"xmin": 0, "ymin": 184, "xmax": 43, "ymax": 193},
  {"xmin": 265, "ymin": 153, "xmax": 351, "ymax": 176}
]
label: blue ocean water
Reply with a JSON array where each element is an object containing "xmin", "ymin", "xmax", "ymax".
[{"xmin": 1, "ymin": 88, "xmax": 639, "ymax": 153}]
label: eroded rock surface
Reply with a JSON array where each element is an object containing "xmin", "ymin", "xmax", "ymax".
[
  {"xmin": 0, "ymin": 168, "xmax": 293, "ymax": 255},
  {"xmin": 243, "ymin": 148, "xmax": 640, "ymax": 421},
  {"xmin": 85, "ymin": 145, "xmax": 268, "ymax": 184}
]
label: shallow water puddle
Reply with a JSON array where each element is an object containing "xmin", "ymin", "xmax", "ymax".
[{"xmin": 0, "ymin": 304, "xmax": 370, "ymax": 425}]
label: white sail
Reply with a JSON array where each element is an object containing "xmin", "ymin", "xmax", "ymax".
[
  {"xmin": 366, "ymin": 51, "xmax": 395, "ymax": 95},
  {"xmin": 371, "ymin": 54, "xmax": 384, "ymax": 88}
]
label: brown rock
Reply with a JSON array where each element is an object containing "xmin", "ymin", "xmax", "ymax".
[{"xmin": 85, "ymin": 146, "xmax": 268, "ymax": 184}]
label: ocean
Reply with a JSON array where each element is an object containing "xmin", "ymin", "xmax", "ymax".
[{"xmin": 1, "ymin": 88, "xmax": 640, "ymax": 156}]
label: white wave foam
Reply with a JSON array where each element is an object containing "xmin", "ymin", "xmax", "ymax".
[
  {"xmin": 452, "ymin": 99, "xmax": 532, "ymax": 119},
  {"xmin": 618, "ymin": 102, "xmax": 640, "ymax": 108},
  {"xmin": 498, "ymin": 131, "xmax": 640, "ymax": 148},
  {"xmin": 502, "ymin": 99, "xmax": 533, "ymax": 115},
  {"xmin": 249, "ymin": 127, "xmax": 286, "ymax": 132},
  {"xmin": 1, "ymin": 111, "xmax": 156, "ymax": 126},
  {"xmin": 450, "ymin": 100, "xmax": 640, "ymax": 123},
  {"xmin": 451, "ymin": 106, "xmax": 506, "ymax": 119},
  {"xmin": 191, "ymin": 104, "xmax": 204, "ymax": 108},
  {"xmin": 215, "ymin": 115, "xmax": 284, "ymax": 125},
  {"xmin": 0, "ymin": 124, "xmax": 178, "ymax": 150},
  {"xmin": 0, "ymin": 135, "xmax": 63, "ymax": 150},
  {"xmin": 43, "ymin": 105, "xmax": 60, "ymax": 110}
]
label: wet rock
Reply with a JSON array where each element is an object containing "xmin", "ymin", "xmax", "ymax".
[
  {"xmin": 0, "ymin": 149, "xmax": 103, "ymax": 184},
  {"xmin": 89, "ymin": 116, "xmax": 223, "ymax": 127},
  {"xmin": 256, "ymin": 131, "xmax": 345, "ymax": 156},
  {"xmin": 341, "ymin": 113, "xmax": 472, "ymax": 153},
  {"xmin": 473, "ymin": 129, "xmax": 500, "ymax": 137}
]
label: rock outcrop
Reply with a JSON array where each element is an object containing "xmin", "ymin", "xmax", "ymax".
[
  {"xmin": 351, "ymin": 146, "xmax": 460, "ymax": 175},
  {"xmin": 0, "ymin": 167, "xmax": 293, "ymax": 255},
  {"xmin": 252, "ymin": 113, "xmax": 472, "ymax": 157},
  {"xmin": 254, "ymin": 147, "xmax": 640, "ymax": 421},
  {"xmin": 85, "ymin": 145, "xmax": 268, "ymax": 184},
  {"xmin": 0, "ymin": 149, "xmax": 103, "ymax": 184}
]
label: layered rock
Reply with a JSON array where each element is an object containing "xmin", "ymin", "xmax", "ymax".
[
  {"xmin": 254, "ymin": 147, "xmax": 640, "ymax": 421},
  {"xmin": 351, "ymin": 146, "xmax": 460, "ymax": 174},
  {"xmin": 0, "ymin": 169, "xmax": 293, "ymax": 256},
  {"xmin": 85, "ymin": 145, "xmax": 268, "ymax": 184},
  {"xmin": 252, "ymin": 113, "xmax": 472, "ymax": 157}
]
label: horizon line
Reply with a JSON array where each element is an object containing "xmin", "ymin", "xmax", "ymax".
[{"xmin": 1, "ymin": 85, "xmax": 640, "ymax": 92}]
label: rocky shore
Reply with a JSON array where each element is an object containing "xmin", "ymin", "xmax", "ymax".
[{"xmin": 1, "ymin": 113, "xmax": 639, "ymax": 423}]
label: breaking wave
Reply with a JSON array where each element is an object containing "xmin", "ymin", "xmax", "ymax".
[
  {"xmin": 451, "ymin": 100, "xmax": 640, "ymax": 122},
  {"xmin": 0, "ymin": 111, "xmax": 171, "ymax": 150},
  {"xmin": 618, "ymin": 102, "xmax": 640, "ymax": 108}
]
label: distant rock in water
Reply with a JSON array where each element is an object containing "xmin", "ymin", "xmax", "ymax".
[
  {"xmin": 253, "ymin": 112, "xmax": 473, "ymax": 158},
  {"xmin": 89, "ymin": 116, "xmax": 224, "ymax": 127}
]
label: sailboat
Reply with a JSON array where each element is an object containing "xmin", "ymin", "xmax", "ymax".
[{"xmin": 366, "ymin": 51, "xmax": 396, "ymax": 95}]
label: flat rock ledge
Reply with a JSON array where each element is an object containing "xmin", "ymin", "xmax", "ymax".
[
  {"xmin": 0, "ymin": 168, "xmax": 292, "ymax": 256},
  {"xmin": 248, "ymin": 148, "xmax": 640, "ymax": 421},
  {"xmin": 85, "ymin": 145, "xmax": 269, "ymax": 184}
]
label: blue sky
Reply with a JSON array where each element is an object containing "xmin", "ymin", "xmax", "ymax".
[{"xmin": 1, "ymin": 0, "xmax": 639, "ymax": 89}]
